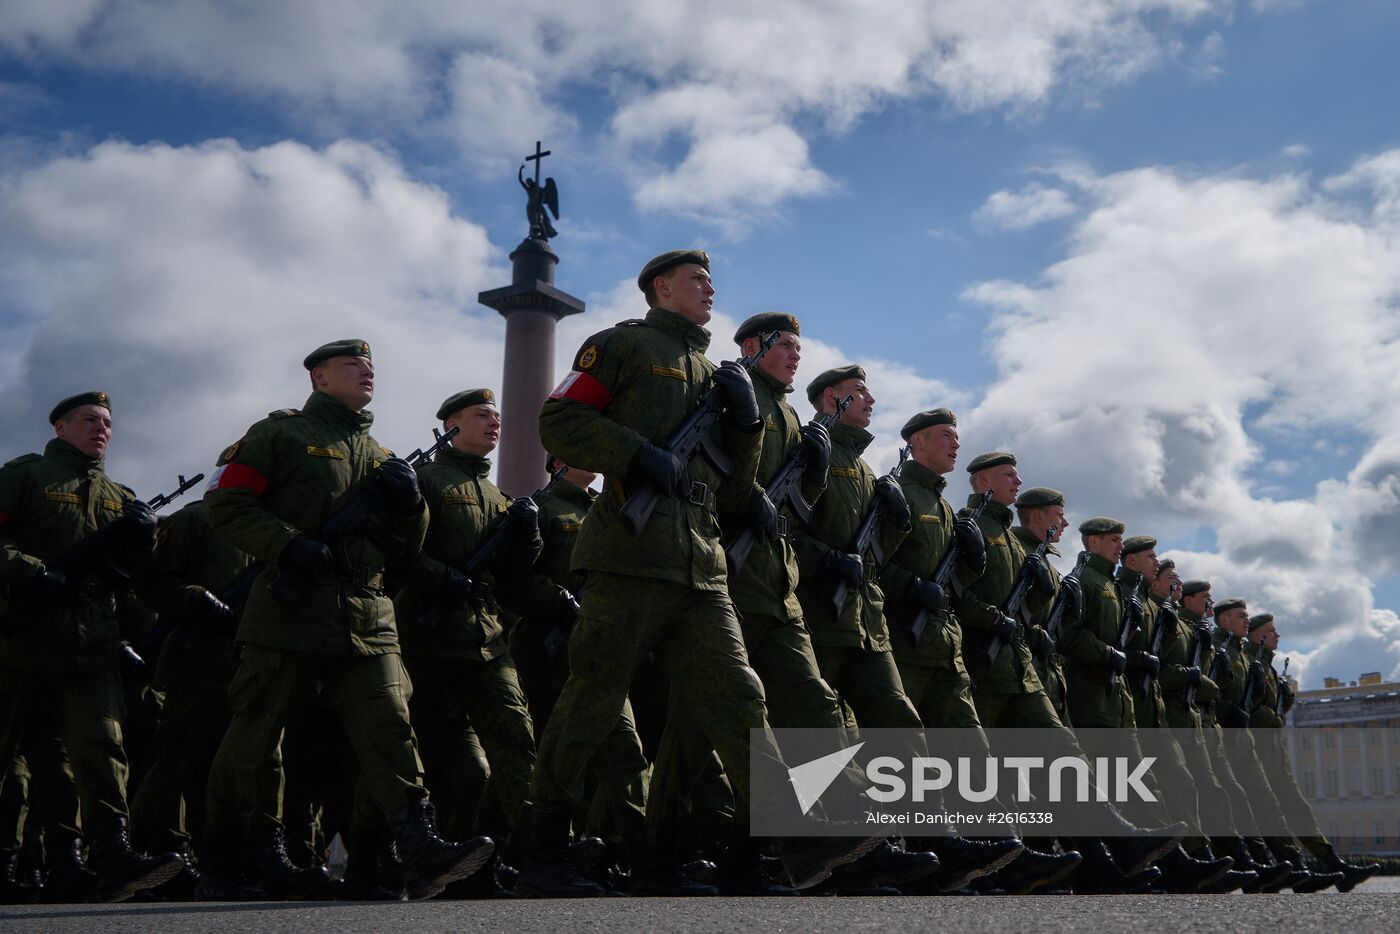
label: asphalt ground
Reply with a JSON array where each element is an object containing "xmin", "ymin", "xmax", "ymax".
[{"xmin": 2, "ymin": 877, "xmax": 1395, "ymax": 933}]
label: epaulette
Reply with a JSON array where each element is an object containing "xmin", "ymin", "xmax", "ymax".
[
  {"xmin": 616, "ymin": 318, "xmax": 646, "ymax": 326},
  {"xmin": 268, "ymin": 408, "xmax": 301, "ymax": 419},
  {"xmin": 117, "ymin": 484, "xmax": 137, "ymax": 500},
  {"xmin": 3, "ymin": 453, "xmax": 42, "ymax": 469}
]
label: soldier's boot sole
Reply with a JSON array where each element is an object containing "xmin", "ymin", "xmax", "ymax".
[
  {"xmin": 1291, "ymin": 870, "xmax": 1344, "ymax": 893},
  {"xmin": 778, "ymin": 834, "xmax": 884, "ymax": 890},
  {"xmin": 824, "ymin": 841, "xmax": 941, "ymax": 890},
  {"xmin": 992, "ymin": 848, "xmax": 1083, "ymax": 896},
  {"xmin": 1107, "ymin": 835, "xmax": 1179, "ymax": 878},
  {"xmin": 1200, "ymin": 869, "xmax": 1257, "ymax": 894},
  {"xmin": 1336, "ymin": 864, "xmax": 1378, "ymax": 893},
  {"xmin": 1241, "ymin": 862, "xmax": 1292, "ymax": 893},
  {"xmin": 512, "ymin": 861, "xmax": 607, "ymax": 899},
  {"xmin": 904, "ymin": 838, "xmax": 1023, "ymax": 894},
  {"xmin": 403, "ymin": 836, "xmax": 495, "ymax": 901},
  {"xmin": 97, "ymin": 852, "xmax": 186, "ymax": 904}
]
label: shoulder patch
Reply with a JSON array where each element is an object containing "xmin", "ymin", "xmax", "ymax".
[
  {"xmin": 917, "ymin": 514, "xmax": 942, "ymax": 523},
  {"xmin": 305, "ymin": 445, "xmax": 346, "ymax": 459},
  {"xmin": 4, "ymin": 453, "xmax": 42, "ymax": 469},
  {"xmin": 380, "ymin": 446, "xmax": 395, "ymax": 459},
  {"xmin": 217, "ymin": 440, "xmax": 242, "ymax": 466},
  {"xmin": 268, "ymin": 408, "xmax": 301, "ymax": 419},
  {"xmin": 830, "ymin": 466, "xmax": 861, "ymax": 479},
  {"xmin": 576, "ymin": 343, "xmax": 602, "ymax": 371}
]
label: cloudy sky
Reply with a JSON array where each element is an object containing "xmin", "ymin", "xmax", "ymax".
[{"xmin": 3, "ymin": 0, "xmax": 1399, "ymax": 687}]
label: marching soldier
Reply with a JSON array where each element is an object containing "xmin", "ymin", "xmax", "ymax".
[
  {"xmin": 1011, "ymin": 487, "xmax": 1073, "ymax": 726},
  {"xmin": 200, "ymin": 340, "xmax": 494, "ymax": 901},
  {"xmin": 0, "ymin": 392, "xmax": 185, "ymax": 902},
  {"xmin": 520, "ymin": 252, "xmax": 879, "ymax": 897}
]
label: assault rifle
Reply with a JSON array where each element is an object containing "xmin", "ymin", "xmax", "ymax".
[
  {"xmin": 418, "ymin": 463, "xmax": 570, "ymax": 628},
  {"xmin": 620, "ymin": 331, "xmax": 780, "ymax": 538},
  {"xmin": 724, "ymin": 394, "xmax": 852, "ymax": 576},
  {"xmin": 1109, "ymin": 576, "xmax": 1146, "ymax": 688},
  {"xmin": 268, "ymin": 425, "xmax": 458, "ymax": 608},
  {"xmin": 1043, "ymin": 551, "xmax": 1090, "ymax": 646},
  {"xmin": 1139, "ymin": 580, "xmax": 1181, "ymax": 693},
  {"xmin": 908, "ymin": 490, "xmax": 994, "ymax": 645},
  {"xmin": 1276, "ymin": 657, "xmax": 1292, "ymax": 719},
  {"xmin": 985, "ymin": 527, "xmax": 1054, "ymax": 663},
  {"xmin": 1183, "ymin": 623, "xmax": 1209, "ymax": 707},
  {"xmin": 830, "ymin": 446, "xmax": 911, "ymax": 615},
  {"xmin": 150, "ymin": 473, "xmax": 205, "ymax": 511},
  {"xmin": 1240, "ymin": 651, "xmax": 1263, "ymax": 719}
]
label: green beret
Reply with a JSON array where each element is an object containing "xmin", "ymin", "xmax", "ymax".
[
  {"xmin": 48, "ymin": 391, "xmax": 111, "ymax": 425},
  {"xmin": 638, "ymin": 249, "xmax": 710, "ymax": 293},
  {"xmin": 1248, "ymin": 613, "xmax": 1275, "ymax": 631},
  {"xmin": 806, "ymin": 365, "xmax": 866, "ymax": 407},
  {"xmin": 900, "ymin": 408, "xmax": 958, "ymax": 442},
  {"xmin": 734, "ymin": 312, "xmax": 800, "ymax": 344},
  {"xmin": 304, "ymin": 338, "xmax": 371, "ymax": 371},
  {"xmin": 1121, "ymin": 535, "xmax": 1157, "ymax": 555},
  {"xmin": 1079, "ymin": 516, "xmax": 1125, "ymax": 535},
  {"xmin": 1182, "ymin": 579, "xmax": 1210, "ymax": 596},
  {"xmin": 1213, "ymin": 597, "xmax": 1246, "ymax": 615},
  {"xmin": 436, "ymin": 388, "xmax": 496, "ymax": 420},
  {"xmin": 966, "ymin": 451, "xmax": 1016, "ymax": 474},
  {"xmin": 1156, "ymin": 558, "xmax": 1176, "ymax": 573},
  {"xmin": 1015, "ymin": 486, "xmax": 1063, "ymax": 509}
]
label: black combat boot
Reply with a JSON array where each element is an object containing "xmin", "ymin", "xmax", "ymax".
[
  {"xmin": 989, "ymin": 842, "xmax": 1083, "ymax": 895},
  {"xmin": 192, "ymin": 827, "xmax": 266, "ymax": 901},
  {"xmin": 1099, "ymin": 805, "xmax": 1185, "ymax": 877},
  {"xmin": 512, "ymin": 805, "xmax": 605, "ymax": 898},
  {"xmin": 1062, "ymin": 838, "xmax": 1161, "ymax": 894},
  {"xmin": 390, "ymin": 799, "xmax": 495, "ymax": 901},
  {"xmin": 1289, "ymin": 858, "xmax": 1343, "ymax": 893},
  {"xmin": 437, "ymin": 852, "xmax": 515, "ymax": 899},
  {"xmin": 1323, "ymin": 850, "xmax": 1379, "ymax": 893},
  {"xmin": 776, "ymin": 831, "xmax": 884, "ymax": 890},
  {"xmin": 818, "ymin": 837, "xmax": 941, "ymax": 893},
  {"xmin": 1240, "ymin": 845, "xmax": 1293, "ymax": 893},
  {"xmin": 137, "ymin": 842, "xmax": 201, "ymax": 901},
  {"xmin": 715, "ymin": 839, "xmax": 797, "ymax": 896},
  {"xmin": 1155, "ymin": 844, "xmax": 1233, "ymax": 892},
  {"xmin": 627, "ymin": 826, "xmax": 718, "ymax": 896},
  {"xmin": 87, "ymin": 818, "xmax": 185, "ymax": 903},
  {"xmin": 905, "ymin": 833, "xmax": 1023, "ymax": 893},
  {"xmin": 0, "ymin": 850, "xmax": 39, "ymax": 904},
  {"xmin": 39, "ymin": 838, "xmax": 99, "ymax": 903},
  {"xmin": 338, "ymin": 829, "xmax": 401, "ymax": 901},
  {"xmin": 246, "ymin": 825, "xmax": 332, "ymax": 900}
]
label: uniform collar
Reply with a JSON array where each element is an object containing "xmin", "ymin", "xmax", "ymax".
[
  {"xmin": 44, "ymin": 437, "xmax": 103, "ymax": 475},
  {"xmin": 1114, "ymin": 565, "xmax": 1146, "ymax": 587},
  {"xmin": 1256, "ymin": 645, "xmax": 1275, "ymax": 665},
  {"xmin": 436, "ymin": 445, "xmax": 491, "ymax": 479},
  {"xmin": 557, "ymin": 480, "xmax": 597, "ymax": 507},
  {"xmin": 646, "ymin": 307, "xmax": 712, "ymax": 353},
  {"xmin": 1180, "ymin": 607, "xmax": 1202, "ymax": 624},
  {"xmin": 969, "ymin": 494, "xmax": 1012, "ymax": 528},
  {"xmin": 830, "ymin": 421, "xmax": 873, "ymax": 455},
  {"xmin": 1085, "ymin": 553, "xmax": 1117, "ymax": 576},
  {"xmin": 753, "ymin": 366, "xmax": 794, "ymax": 398},
  {"xmin": 1013, "ymin": 525, "xmax": 1056, "ymax": 554},
  {"xmin": 304, "ymin": 391, "xmax": 374, "ymax": 433},
  {"xmin": 899, "ymin": 459, "xmax": 947, "ymax": 494}
]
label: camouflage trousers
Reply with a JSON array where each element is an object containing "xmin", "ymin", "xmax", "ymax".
[
  {"xmin": 1257, "ymin": 728, "xmax": 1332, "ymax": 858},
  {"xmin": 1221, "ymin": 726, "xmax": 1298, "ymax": 860},
  {"xmin": 893, "ymin": 615, "xmax": 981, "ymax": 731},
  {"xmin": 1163, "ymin": 702, "xmax": 1241, "ymax": 844}
]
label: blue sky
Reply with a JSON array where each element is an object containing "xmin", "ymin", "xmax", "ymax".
[{"xmin": 2, "ymin": 0, "xmax": 1399, "ymax": 686}]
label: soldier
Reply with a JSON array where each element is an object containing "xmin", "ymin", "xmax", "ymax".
[
  {"xmin": 1246, "ymin": 615, "xmax": 1375, "ymax": 891},
  {"xmin": 393, "ymin": 388, "xmax": 543, "ymax": 891},
  {"xmin": 519, "ymin": 252, "xmax": 879, "ymax": 897},
  {"xmin": 1011, "ymin": 487, "xmax": 1072, "ymax": 726},
  {"xmin": 1115, "ymin": 538, "xmax": 1232, "ymax": 890},
  {"xmin": 200, "ymin": 340, "xmax": 494, "ymax": 901},
  {"xmin": 0, "ymin": 392, "xmax": 185, "ymax": 901}
]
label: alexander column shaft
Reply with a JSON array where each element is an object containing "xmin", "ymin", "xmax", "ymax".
[{"xmin": 478, "ymin": 142, "xmax": 584, "ymax": 496}]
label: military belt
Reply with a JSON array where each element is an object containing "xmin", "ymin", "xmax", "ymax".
[{"xmin": 340, "ymin": 566, "xmax": 386, "ymax": 592}]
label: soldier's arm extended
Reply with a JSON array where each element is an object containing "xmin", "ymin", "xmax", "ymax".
[
  {"xmin": 205, "ymin": 419, "xmax": 302, "ymax": 562},
  {"xmin": 1057, "ymin": 587, "xmax": 1119, "ymax": 666},
  {"xmin": 0, "ymin": 460, "xmax": 44, "ymax": 590}
]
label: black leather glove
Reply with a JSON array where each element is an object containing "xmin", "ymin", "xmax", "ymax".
[
  {"xmin": 1109, "ymin": 649, "xmax": 1128, "ymax": 674},
  {"xmin": 120, "ymin": 643, "xmax": 147, "ymax": 681},
  {"xmin": 1025, "ymin": 552, "xmax": 1054, "ymax": 596},
  {"xmin": 749, "ymin": 490, "xmax": 779, "ymax": 540},
  {"xmin": 1249, "ymin": 659, "xmax": 1266, "ymax": 681},
  {"xmin": 557, "ymin": 591, "xmax": 580, "ymax": 626},
  {"xmin": 1127, "ymin": 593, "xmax": 1145, "ymax": 627},
  {"xmin": 109, "ymin": 499, "xmax": 158, "ymax": 550},
  {"xmin": 1059, "ymin": 574, "xmax": 1083, "ymax": 617},
  {"xmin": 1035, "ymin": 629, "xmax": 1057, "ymax": 665},
  {"xmin": 953, "ymin": 516, "xmax": 986, "ymax": 574},
  {"xmin": 822, "ymin": 550, "xmax": 864, "ymax": 592},
  {"xmin": 912, "ymin": 577, "xmax": 945, "ymax": 614},
  {"xmin": 191, "ymin": 589, "xmax": 235, "ymax": 629},
  {"xmin": 799, "ymin": 422, "xmax": 831, "ymax": 478},
  {"xmin": 991, "ymin": 614, "xmax": 1017, "ymax": 644},
  {"xmin": 439, "ymin": 567, "xmax": 476, "ymax": 606},
  {"xmin": 628, "ymin": 442, "xmax": 690, "ymax": 497},
  {"xmin": 279, "ymin": 535, "xmax": 333, "ymax": 578},
  {"xmin": 1185, "ymin": 667, "xmax": 1202, "ymax": 687},
  {"xmin": 375, "ymin": 457, "xmax": 421, "ymax": 513},
  {"xmin": 1141, "ymin": 653, "xmax": 1160, "ymax": 678},
  {"xmin": 30, "ymin": 566, "xmax": 69, "ymax": 604},
  {"xmin": 507, "ymin": 496, "xmax": 540, "ymax": 537},
  {"xmin": 872, "ymin": 476, "xmax": 911, "ymax": 528},
  {"xmin": 712, "ymin": 361, "xmax": 760, "ymax": 429}
]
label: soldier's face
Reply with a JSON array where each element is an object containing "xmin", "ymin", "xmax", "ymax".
[
  {"xmin": 914, "ymin": 424, "xmax": 959, "ymax": 474},
  {"xmin": 1249, "ymin": 621, "xmax": 1278, "ymax": 647},
  {"xmin": 1219, "ymin": 607, "xmax": 1249, "ymax": 636},
  {"xmin": 752, "ymin": 332, "xmax": 801, "ymax": 386},
  {"xmin": 1122, "ymin": 547, "xmax": 1158, "ymax": 579},
  {"xmin": 979, "ymin": 464, "xmax": 1021, "ymax": 506},
  {"xmin": 657, "ymin": 264, "xmax": 714, "ymax": 325},
  {"xmin": 1022, "ymin": 504, "xmax": 1067, "ymax": 542},
  {"xmin": 1183, "ymin": 590, "xmax": 1211, "ymax": 616},
  {"xmin": 54, "ymin": 405, "xmax": 112, "ymax": 459},
  {"xmin": 1084, "ymin": 532, "xmax": 1122, "ymax": 563},
  {"xmin": 313, "ymin": 356, "xmax": 375, "ymax": 410},
  {"xmin": 833, "ymin": 379, "xmax": 874, "ymax": 428},
  {"xmin": 1150, "ymin": 568, "xmax": 1180, "ymax": 599},
  {"xmin": 448, "ymin": 404, "xmax": 501, "ymax": 456}
]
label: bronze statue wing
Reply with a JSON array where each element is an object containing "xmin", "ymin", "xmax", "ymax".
[{"xmin": 543, "ymin": 177, "xmax": 560, "ymax": 219}]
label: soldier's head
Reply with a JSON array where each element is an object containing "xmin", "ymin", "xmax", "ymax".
[
  {"xmin": 967, "ymin": 452, "xmax": 1020, "ymax": 506},
  {"xmin": 1181, "ymin": 580, "xmax": 1211, "ymax": 617},
  {"xmin": 1150, "ymin": 559, "xmax": 1180, "ymax": 599},
  {"xmin": 902, "ymin": 409, "xmax": 959, "ymax": 475},
  {"xmin": 546, "ymin": 453, "xmax": 597, "ymax": 491},
  {"xmin": 1248, "ymin": 613, "xmax": 1278, "ymax": 648},
  {"xmin": 304, "ymin": 340, "xmax": 374, "ymax": 411},
  {"xmin": 50, "ymin": 392, "xmax": 112, "ymax": 460},
  {"xmin": 1079, "ymin": 516, "xmax": 1125, "ymax": 562},
  {"xmin": 438, "ymin": 390, "xmax": 500, "ymax": 457},
  {"xmin": 1015, "ymin": 487, "xmax": 1066, "ymax": 543},
  {"xmin": 807, "ymin": 366, "xmax": 873, "ymax": 428},
  {"xmin": 1120, "ymin": 536, "xmax": 1159, "ymax": 579},
  {"xmin": 735, "ymin": 313, "xmax": 801, "ymax": 387},
  {"xmin": 1214, "ymin": 598, "xmax": 1249, "ymax": 636},
  {"xmin": 639, "ymin": 250, "xmax": 712, "ymax": 325}
]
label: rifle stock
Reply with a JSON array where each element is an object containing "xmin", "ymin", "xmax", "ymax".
[
  {"xmin": 984, "ymin": 528, "xmax": 1053, "ymax": 663},
  {"xmin": 830, "ymin": 446, "xmax": 910, "ymax": 615},
  {"xmin": 908, "ymin": 490, "xmax": 994, "ymax": 645}
]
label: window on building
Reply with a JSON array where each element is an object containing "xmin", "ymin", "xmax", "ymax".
[
  {"xmin": 1345, "ymin": 728, "xmax": 1360, "ymax": 748},
  {"xmin": 1327, "ymin": 770, "xmax": 1339, "ymax": 797},
  {"xmin": 1301, "ymin": 732, "xmax": 1312, "ymax": 751},
  {"xmin": 1377, "ymin": 820, "xmax": 1387, "ymax": 845},
  {"xmin": 1347, "ymin": 767, "xmax": 1363, "ymax": 796},
  {"xmin": 1373, "ymin": 766, "xmax": 1385, "ymax": 796},
  {"xmin": 1325, "ymin": 731, "xmax": 1336, "ymax": 749},
  {"xmin": 1369, "ymin": 725, "xmax": 1380, "ymax": 746},
  {"xmin": 1302, "ymin": 771, "xmax": 1315, "ymax": 797}
]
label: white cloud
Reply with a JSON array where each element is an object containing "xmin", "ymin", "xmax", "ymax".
[
  {"xmin": 0, "ymin": 0, "xmax": 1242, "ymax": 229},
  {"xmin": 974, "ymin": 183, "xmax": 1077, "ymax": 231},
  {"xmin": 959, "ymin": 154, "xmax": 1400, "ymax": 688}
]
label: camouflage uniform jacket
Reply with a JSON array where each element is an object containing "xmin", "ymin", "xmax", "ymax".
[{"xmin": 955, "ymin": 497, "xmax": 1041, "ymax": 694}]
